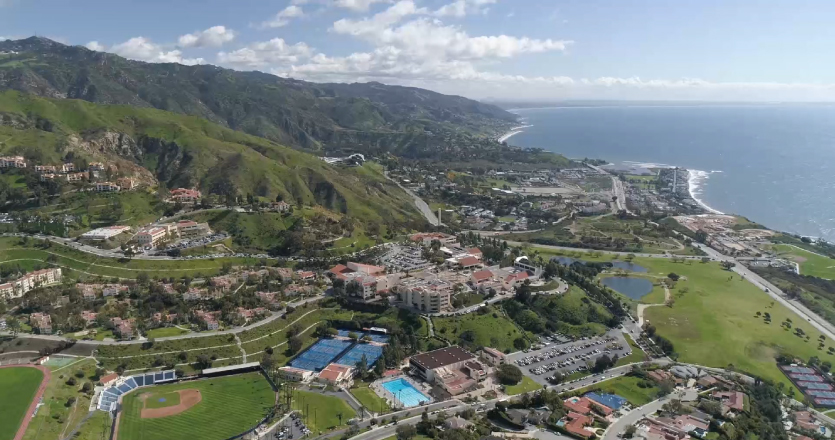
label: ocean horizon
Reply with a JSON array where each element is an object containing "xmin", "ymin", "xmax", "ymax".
[{"xmin": 504, "ymin": 104, "xmax": 835, "ymax": 241}]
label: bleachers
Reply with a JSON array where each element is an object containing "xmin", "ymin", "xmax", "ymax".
[{"xmin": 96, "ymin": 369, "xmax": 176, "ymax": 411}]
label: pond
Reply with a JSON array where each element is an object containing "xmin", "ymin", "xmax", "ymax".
[
  {"xmin": 551, "ymin": 256, "xmax": 578, "ymax": 266},
  {"xmin": 601, "ymin": 277, "xmax": 654, "ymax": 300},
  {"xmin": 610, "ymin": 261, "xmax": 648, "ymax": 273}
]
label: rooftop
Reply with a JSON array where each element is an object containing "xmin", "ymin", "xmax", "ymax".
[{"xmin": 411, "ymin": 346, "xmax": 476, "ymax": 370}]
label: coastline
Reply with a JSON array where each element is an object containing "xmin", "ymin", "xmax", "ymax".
[
  {"xmin": 498, "ymin": 124, "xmax": 532, "ymax": 143},
  {"xmin": 686, "ymin": 169, "xmax": 724, "ymax": 214}
]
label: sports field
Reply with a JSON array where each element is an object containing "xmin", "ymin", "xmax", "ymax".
[
  {"xmin": 773, "ymin": 244, "xmax": 835, "ymax": 279},
  {"xmin": 291, "ymin": 390, "xmax": 356, "ymax": 434},
  {"xmin": 118, "ymin": 372, "xmax": 275, "ymax": 440},
  {"xmin": 0, "ymin": 367, "xmax": 45, "ymax": 440}
]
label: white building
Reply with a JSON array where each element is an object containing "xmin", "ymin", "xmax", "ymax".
[
  {"xmin": 135, "ymin": 227, "xmax": 170, "ymax": 246},
  {"xmin": 399, "ymin": 285, "xmax": 451, "ymax": 313},
  {"xmin": 80, "ymin": 226, "xmax": 132, "ymax": 241},
  {"xmin": 0, "ymin": 268, "xmax": 63, "ymax": 300}
]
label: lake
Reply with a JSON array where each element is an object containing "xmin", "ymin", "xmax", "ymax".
[{"xmin": 600, "ymin": 277, "xmax": 654, "ymax": 300}]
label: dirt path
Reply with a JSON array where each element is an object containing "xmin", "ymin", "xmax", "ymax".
[
  {"xmin": 636, "ymin": 285, "xmax": 671, "ymax": 327},
  {"xmin": 1, "ymin": 364, "xmax": 51, "ymax": 440}
]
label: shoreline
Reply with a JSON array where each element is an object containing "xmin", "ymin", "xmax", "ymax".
[
  {"xmin": 498, "ymin": 124, "xmax": 532, "ymax": 143},
  {"xmin": 686, "ymin": 169, "xmax": 724, "ymax": 214}
]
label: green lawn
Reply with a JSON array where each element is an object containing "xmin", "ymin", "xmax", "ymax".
[
  {"xmin": 639, "ymin": 257, "xmax": 835, "ymax": 390},
  {"xmin": 350, "ymin": 383, "xmax": 391, "ymax": 414},
  {"xmin": 72, "ymin": 411, "xmax": 113, "ymax": 440},
  {"xmin": 0, "ymin": 367, "xmax": 44, "ymax": 440},
  {"xmin": 145, "ymin": 327, "xmax": 190, "ymax": 338},
  {"xmin": 0, "ymin": 237, "xmax": 269, "ymax": 280},
  {"xmin": 615, "ymin": 333, "xmax": 648, "ymax": 367},
  {"xmin": 505, "ymin": 376, "xmax": 542, "ymax": 395},
  {"xmin": 22, "ymin": 359, "xmax": 99, "ymax": 440},
  {"xmin": 118, "ymin": 372, "xmax": 274, "ymax": 440},
  {"xmin": 576, "ymin": 375, "xmax": 659, "ymax": 406},
  {"xmin": 94, "ymin": 329, "xmax": 115, "ymax": 341},
  {"xmin": 432, "ymin": 311, "xmax": 530, "ymax": 353},
  {"xmin": 291, "ymin": 390, "xmax": 357, "ymax": 434},
  {"xmin": 773, "ymin": 244, "xmax": 835, "ymax": 279}
]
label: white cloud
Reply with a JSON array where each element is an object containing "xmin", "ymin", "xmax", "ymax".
[
  {"xmin": 434, "ymin": 0, "xmax": 495, "ymax": 18},
  {"xmin": 260, "ymin": 5, "xmax": 305, "ymax": 28},
  {"xmin": 332, "ymin": 0, "xmax": 391, "ymax": 11},
  {"xmin": 217, "ymin": 38, "xmax": 314, "ymax": 68},
  {"xmin": 178, "ymin": 26, "xmax": 235, "ymax": 48},
  {"xmin": 110, "ymin": 37, "xmax": 204, "ymax": 65},
  {"xmin": 85, "ymin": 41, "xmax": 107, "ymax": 51}
]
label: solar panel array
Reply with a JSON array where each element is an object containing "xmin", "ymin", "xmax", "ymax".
[
  {"xmin": 96, "ymin": 370, "xmax": 175, "ymax": 411},
  {"xmin": 791, "ymin": 374, "xmax": 823, "ymax": 382},
  {"xmin": 798, "ymin": 381, "xmax": 833, "ymax": 391},
  {"xmin": 336, "ymin": 343, "xmax": 383, "ymax": 368},
  {"xmin": 289, "ymin": 338, "xmax": 353, "ymax": 371},
  {"xmin": 782, "ymin": 366, "xmax": 816, "ymax": 374}
]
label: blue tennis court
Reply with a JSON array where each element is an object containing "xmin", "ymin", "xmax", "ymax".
[
  {"xmin": 799, "ymin": 381, "xmax": 833, "ymax": 390},
  {"xmin": 809, "ymin": 390, "xmax": 835, "ymax": 398},
  {"xmin": 791, "ymin": 374, "xmax": 824, "ymax": 382},
  {"xmin": 816, "ymin": 398, "xmax": 835, "ymax": 407},
  {"xmin": 585, "ymin": 392, "xmax": 628, "ymax": 410},
  {"xmin": 783, "ymin": 366, "xmax": 816, "ymax": 374},
  {"xmin": 336, "ymin": 343, "xmax": 383, "ymax": 368},
  {"xmin": 290, "ymin": 338, "xmax": 353, "ymax": 371}
]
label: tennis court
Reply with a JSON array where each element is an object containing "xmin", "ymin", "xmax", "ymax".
[
  {"xmin": 782, "ymin": 366, "xmax": 816, "ymax": 374},
  {"xmin": 336, "ymin": 344, "xmax": 383, "ymax": 368},
  {"xmin": 791, "ymin": 373, "xmax": 824, "ymax": 382},
  {"xmin": 798, "ymin": 381, "xmax": 833, "ymax": 391},
  {"xmin": 290, "ymin": 338, "xmax": 352, "ymax": 371},
  {"xmin": 585, "ymin": 392, "xmax": 628, "ymax": 410}
]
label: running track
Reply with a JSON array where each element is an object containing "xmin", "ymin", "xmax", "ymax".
[{"xmin": 0, "ymin": 364, "xmax": 51, "ymax": 440}]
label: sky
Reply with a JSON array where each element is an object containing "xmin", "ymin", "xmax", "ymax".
[{"xmin": 2, "ymin": 0, "xmax": 835, "ymax": 102}]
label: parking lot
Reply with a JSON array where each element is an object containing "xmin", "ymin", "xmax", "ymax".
[
  {"xmin": 163, "ymin": 232, "xmax": 229, "ymax": 252},
  {"xmin": 508, "ymin": 330, "xmax": 632, "ymax": 386},
  {"xmin": 272, "ymin": 412, "xmax": 310, "ymax": 440},
  {"xmin": 377, "ymin": 245, "xmax": 432, "ymax": 272}
]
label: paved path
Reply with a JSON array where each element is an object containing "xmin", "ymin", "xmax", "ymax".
[{"xmin": 384, "ymin": 173, "xmax": 440, "ymax": 226}]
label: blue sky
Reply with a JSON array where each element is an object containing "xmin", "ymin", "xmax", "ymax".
[{"xmin": 2, "ymin": 0, "xmax": 834, "ymax": 101}]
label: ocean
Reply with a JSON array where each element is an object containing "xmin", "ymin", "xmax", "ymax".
[{"xmin": 506, "ymin": 105, "xmax": 835, "ymax": 241}]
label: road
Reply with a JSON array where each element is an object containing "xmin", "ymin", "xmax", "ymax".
[
  {"xmin": 384, "ymin": 173, "xmax": 440, "ymax": 226},
  {"xmin": 603, "ymin": 394, "xmax": 671, "ymax": 440},
  {"xmin": 587, "ymin": 164, "xmax": 629, "ymax": 214}
]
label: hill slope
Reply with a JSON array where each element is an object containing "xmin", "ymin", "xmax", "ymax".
[
  {"xmin": 0, "ymin": 37, "xmax": 527, "ymax": 159},
  {"xmin": 0, "ymin": 90, "xmax": 422, "ymax": 227}
]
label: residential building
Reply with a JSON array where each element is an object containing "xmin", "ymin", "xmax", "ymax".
[
  {"xmin": 0, "ymin": 156, "xmax": 27, "ymax": 168},
  {"xmin": 195, "ymin": 310, "xmax": 220, "ymax": 330},
  {"xmin": 296, "ymin": 270, "xmax": 315, "ymax": 282},
  {"xmin": 444, "ymin": 417, "xmax": 472, "ymax": 430},
  {"xmin": 111, "ymin": 318, "xmax": 134, "ymax": 339},
  {"xmin": 102, "ymin": 284, "xmax": 128, "ymax": 297},
  {"xmin": 456, "ymin": 256, "xmax": 482, "ymax": 270},
  {"xmin": 40, "ymin": 173, "xmax": 57, "ymax": 182},
  {"xmin": 0, "ymin": 282, "xmax": 14, "ymax": 299},
  {"xmin": 347, "ymin": 276, "xmax": 379, "ymax": 301},
  {"xmin": 95, "ymin": 181, "xmax": 120, "ymax": 192},
  {"xmin": 712, "ymin": 391, "xmax": 746, "ymax": 414},
  {"xmin": 183, "ymin": 288, "xmax": 207, "ymax": 301},
  {"xmin": 80, "ymin": 226, "xmax": 131, "ymax": 241},
  {"xmin": 61, "ymin": 163, "xmax": 75, "ymax": 173},
  {"xmin": 30, "ymin": 313, "xmax": 53, "ymax": 335},
  {"xmin": 135, "ymin": 227, "xmax": 170, "ymax": 247},
  {"xmin": 2, "ymin": 268, "xmax": 63, "ymax": 299},
  {"xmin": 116, "ymin": 177, "xmax": 134, "ymax": 190},
  {"xmin": 89, "ymin": 162, "xmax": 105, "ymax": 171},
  {"xmin": 81, "ymin": 310, "xmax": 98, "ymax": 326},
  {"xmin": 66, "ymin": 172, "xmax": 87, "ymax": 182},
  {"xmin": 316, "ymin": 363, "xmax": 354, "ymax": 387},
  {"xmin": 271, "ymin": 201, "xmax": 291, "ymax": 212},
  {"xmin": 170, "ymin": 188, "xmax": 201, "ymax": 203},
  {"xmin": 34, "ymin": 165, "xmax": 57, "ymax": 174}
]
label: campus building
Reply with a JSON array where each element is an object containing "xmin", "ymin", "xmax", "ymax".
[
  {"xmin": 409, "ymin": 346, "xmax": 486, "ymax": 396},
  {"xmin": 0, "ymin": 268, "xmax": 63, "ymax": 300},
  {"xmin": 135, "ymin": 226, "xmax": 170, "ymax": 246},
  {"xmin": 80, "ymin": 225, "xmax": 132, "ymax": 241},
  {"xmin": 398, "ymin": 285, "xmax": 451, "ymax": 313}
]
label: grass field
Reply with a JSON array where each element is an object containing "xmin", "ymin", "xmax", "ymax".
[
  {"xmin": 22, "ymin": 359, "xmax": 98, "ymax": 440},
  {"xmin": 118, "ymin": 372, "xmax": 275, "ymax": 440},
  {"xmin": 505, "ymin": 376, "xmax": 542, "ymax": 396},
  {"xmin": 773, "ymin": 244, "xmax": 835, "ymax": 279},
  {"xmin": 73, "ymin": 411, "xmax": 113, "ymax": 440},
  {"xmin": 291, "ymin": 390, "xmax": 356, "ymax": 434},
  {"xmin": 145, "ymin": 327, "xmax": 190, "ymax": 338},
  {"xmin": 615, "ymin": 334, "xmax": 648, "ymax": 367},
  {"xmin": 143, "ymin": 392, "xmax": 181, "ymax": 409},
  {"xmin": 637, "ymin": 257, "xmax": 835, "ymax": 391},
  {"xmin": 350, "ymin": 383, "xmax": 391, "ymax": 414},
  {"xmin": 0, "ymin": 367, "xmax": 44, "ymax": 440},
  {"xmin": 432, "ymin": 311, "xmax": 531, "ymax": 353},
  {"xmin": 576, "ymin": 375, "xmax": 659, "ymax": 406},
  {"xmin": 0, "ymin": 237, "xmax": 268, "ymax": 280}
]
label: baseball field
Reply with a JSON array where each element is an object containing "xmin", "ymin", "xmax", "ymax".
[
  {"xmin": 117, "ymin": 372, "xmax": 275, "ymax": 440},
  {"xmin": 0, "ymin": 366, "xmax": 46, "ymax": 440}
]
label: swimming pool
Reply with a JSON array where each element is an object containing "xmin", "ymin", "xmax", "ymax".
[{"xmin": 381, "ymin": 378, "xmax": 431, "ymax": 407}]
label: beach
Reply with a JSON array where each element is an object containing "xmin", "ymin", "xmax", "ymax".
[
  {"xmin": 497, "ymin": 124, "xmax": 532, "ymax": 143},
  {"xmin": 686, "ymin": 169, "xmax": 724, "ymax": 214}
]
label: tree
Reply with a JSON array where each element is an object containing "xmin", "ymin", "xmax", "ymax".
[
  {"xmin": 395, "ymin": 424, "xmax": 417, "ymax": 440},
  {"xmin": 624, "ymin": 425, "xmax": 637, "ymax": 439},
  {"xmin": 5, "ymin": 317, "xmax": 20, "ymax": 336},
  {"xmin": 261, "ymin": 352, "xmax": 275, "ymax": 372},
  {"xmin": 720, "ymin": 261, "xmax": 736, "ymax": 270},
  {"xmin": 81, "ymin": 381, "xmax": 93, "ymax": 393},
  {"xmin": 288, "ymin": 336, "xmax": 303, "ymax": 354},
  {"xmin": 667, "ymin": 273, "xmax": 680, "ymax": 282},
  {"xmin": 196, "ymin": 354, "xmax": 212, "ymax": 369},
  {"xmin": 496, "ymin": 364, "xmax": 523, "ymax": 385}
]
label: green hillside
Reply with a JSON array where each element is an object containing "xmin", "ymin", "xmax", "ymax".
[
  {"xmin": 0, "ymin": 37, "xmax": 571, "ymax": 167},
  {"xmin": 0, "ymin": 90, "xmax": 421, "ymax": 228}
]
